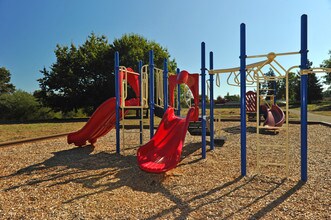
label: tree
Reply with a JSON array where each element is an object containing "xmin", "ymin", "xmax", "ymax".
[
  {"xmin": 321, "ymin": 50, "xmax": 331, "ymax": 91},
  {"xmin": 276, "ymin": 71, "xmax": 300, "ymax": 102},
  {"xmin": 307, "ymin": 73, "xmax": 323, "ymax": 103},
  {"xmin": 260, "ymin": 68, "xmax": 277, "ymax": 100},
  {"xmin": 224, "ymin": 92, "xmax": 239, "ymax": 102},
  {"xmin": 293, "ymin": 61, "xmax": 323, "ymax": 103},
  {"xmin": 0, "ymin": 67, "xmax": 15, "ymax": 94},
  {"xmin": 37, "ymin": 33, "xmax": 177, "ymax": 114},
  {"xmin": 0, "ymin": 90, "xmax": 55, "ymax": 121},
  {"xmin": 215, "ymin": 95, "xmax": 227, "ymax": 104}
]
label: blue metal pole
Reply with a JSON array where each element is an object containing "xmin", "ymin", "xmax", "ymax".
[
  {"xmin": 209, "ymin": 51, "xmax": 215, "ymax": 151},
  {"xmin": 240, "ymin": 23, "xmax": 247, "ymax": 176},
  {"xmin": 300, "ymin": 14, "xmax": 308, "ymax": 182},
  {"xmin": 163, "ymin": 58, "xmax": 168, "ymax": 113},
  {"xmin": 138, "ymin": 60, "xmax": 143, "ymax": 145},
  {"xmin": 115, "ymin": 51, "xmax": 120, "ymax": 154},
  {"xmin": 149, "ymin": 50, "xmax": 155, "ymax": 139},
  {"xmin": 201, "ymin": 42, "xmax": 207, "ymax": 159},
  {"xmin": 176, "ymin": 68, "xmax": 181, "ymax": 116}
]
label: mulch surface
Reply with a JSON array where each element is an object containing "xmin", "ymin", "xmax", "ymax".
[{"xmin": 0, "ymin": 122, "xmax": 330, "ymax": 219}]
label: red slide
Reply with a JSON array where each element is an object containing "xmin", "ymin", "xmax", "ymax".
[
  {"xmin": 264, "ymin": 104, "xmax": 285, "ymax": 128},
  {"xmin": 137, "ymin": 107, "xmax": 197, "ymax": 173},
  {"xmin": 67, "ymin": 97, "xmax": 139, "ymax": 146}
]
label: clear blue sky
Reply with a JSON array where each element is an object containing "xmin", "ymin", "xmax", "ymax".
[{"xmin": 1, "ymin": 0, "xmax": 331, "ymax": 97}]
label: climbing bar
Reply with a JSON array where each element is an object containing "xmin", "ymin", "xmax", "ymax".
[
  {"xmin": 208, "ymin": 59, "xmax": 268, "ymax": 74},
  {"xmin": 301, "ymin": 67, "xmax": 331, "ymax": 75},
  {"xmin": 246, "ymin": 51, "xmax": 299, "ymax": 59},
  {"xmin": 215, "ymin": 73, "xmax": 221, "ymax": 87},
  {"xmin": 141, "ymin": 65, "xmax": 149, "ymax": 108},
  {"xmin": 119, "ymin": 66, "xmax": 140, "ymax": 75}
]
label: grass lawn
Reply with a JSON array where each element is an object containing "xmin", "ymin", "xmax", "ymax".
[
  {"xmin": 0, "ymin": 122, "xmax": 86, "ymax": 143},
  {"xmin": 3, "ymin": 101, "xmax": 328, "ymax": 144},
  {"xmin": 291, "ymin": 101, "xmax": 331, "ymax": 116}
]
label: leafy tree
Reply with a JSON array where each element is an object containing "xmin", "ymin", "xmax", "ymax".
[
  {"xmin": 215, "ymin": 95, "xmax": 227, "ymax": 104},
  {"xmin": 37, "ymin": 33, "xmax": 177, "ymax": 114},
  {"xmin": 37, "ymin": 34, "xmax": 113, "ymax": 114},
  {"xmin": 306, "ymin": 72, "xmax": 323, "ymax": 103},
  {"xmin": 0, "ymin": 67, "xmax": 15, "ymax": 94},
  {"xmin": 292, "ymin": 61, "xmax": 323, "ymax": 103},
  {"xmin": 276, "ymin": 71, "xmax": 300, "ymax": 102},
  {"xmin": 276, "ymin": 61, "xmax": 323, "ymax": 104},
  {"xmin": 260, "ymin": 68, "xmax": 277, "ymax": 100},
  {"xmin": 112, "ymin": 34, "xmax": 177, "ymax": 72},
  {"xmin": 224, "ymin": 92, "xmax": 239, "ymax": 102},
  {"xmin": 0, "ymin": 90, "xmax": 55, "ymax": 121},
  {"xmin": 321, "ymin": 50, "xmax": 331, "ymax": 91}
]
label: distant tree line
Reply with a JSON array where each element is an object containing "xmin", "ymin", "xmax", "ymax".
[{"xmin": 0, "ymin": 39, "xmax": 331, "ymax": 121}]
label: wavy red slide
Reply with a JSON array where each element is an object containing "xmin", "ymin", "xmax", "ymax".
[
  {"xmin": 67, "ymin": 97, "xmax": 139, "ymax": 146},
  {"xmin": 137, "ymin": 107, "xmax": 197, "ymax": 173}
]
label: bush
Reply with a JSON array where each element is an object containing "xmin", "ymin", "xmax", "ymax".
[{"xmin": 0, "ymin": 90, "xmax": 57, "ymax": 121}]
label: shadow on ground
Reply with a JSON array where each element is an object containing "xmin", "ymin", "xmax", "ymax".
[{"xmin": 1, "ymin": 143, "xmax": 305, "ymax": 219}]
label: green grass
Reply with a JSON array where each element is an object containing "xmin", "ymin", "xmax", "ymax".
[
  {"xmin": 291, "ymin": 101, "xmax": 331, "ymax": 116},
  {"xmin": 0, "ymin": 122, "xmax": 86, "ymax": 143},
  {"xmin": 3, "ymin": 101, "xmax": 328, "ymax": 144}
]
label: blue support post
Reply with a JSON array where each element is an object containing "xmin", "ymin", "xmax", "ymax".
[
  {"xmin": 163, "ymin": 58, "xmax": 168, "ymax": 113},
  {"xmin": 201, "ymin": 42, "xmax": 207, "ymax": 159},
  {"xmin": 149, "ymin": 50, "xmax": 155, "ymax": 139},
  {"xmin": 138, "ymin": 60, "xmax": 143, "ymax": 145},
  {"xmin": 115, "ymin": 52, "xmax": 120, "ymax": 154},
  {"xmin": 176, "ymin": 68, "xmax": 181, "ymax": 116},
  {"xmin": 300, "ymin": 14, "xmax": 308, "ymax": 182},
  {"xmin": 240, "ymin": 23, "xmax": 247, "ymax": 176},
  {"xmin": 209, "ymin": 51, "xmax": 215, "ymax": 151}
]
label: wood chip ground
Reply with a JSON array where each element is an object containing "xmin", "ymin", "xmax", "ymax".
[{"xmin": 0, "ymin": 122, "xmax": 330, "ymax": 219}]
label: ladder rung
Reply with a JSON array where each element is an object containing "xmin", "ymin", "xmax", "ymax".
[
  {"xmin": 257, "ymin": 126, "xmax": 286, "ymax": 130},
  {"xmin": 120, "ymin": 106, "xmax": 148, "ymax": 109}
]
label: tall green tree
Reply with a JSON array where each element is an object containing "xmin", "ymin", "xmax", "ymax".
[
  {"xmin": 0, "ymin": 67, "xmax": 15, "ymax": 94},
  {"xmin": 293, "ymin": 61, "xmax": 323, "ymax": 103},
  {"xmin": 260, "ymin": 68, "xmax": 277, "ymax": 99},
  {"xmin": 321, "ymin": 50, "xmax": 331, "ymax": 91},
  {"xmin": 0, "ymin": 90, "xmax": 55, "ymax": 121},
  {"xmin": 276, "ymin": 71, "xmax": 300, "ymax": 102},
  {"xmin": 306, "ymin": 73, "xmax": 323, "ymax": 103},
  {"xmin": 37, "ymin": 33, "xmax": 177, "ymax": 114}
]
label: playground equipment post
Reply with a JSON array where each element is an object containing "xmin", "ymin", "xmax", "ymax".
[{"xmin": 240, "ymin": 23, "xmax": 247, "ymax": 176}]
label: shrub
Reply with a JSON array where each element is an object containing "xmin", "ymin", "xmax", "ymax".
[{"xmin": 0, "ymin": 90, "xmax": 56, "ymax": 121}]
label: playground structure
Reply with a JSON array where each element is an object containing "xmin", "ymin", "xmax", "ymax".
[
  {"xmin": 68, "ymin": 50, "xmax": 202, "ymax": 173},
  {"xmin": 67, "ymin": 14, "xmax": 331, "ymax": 181},
  {"xmin": 200, "ymin": 14, "xmax": 331, "ymax": 182}
]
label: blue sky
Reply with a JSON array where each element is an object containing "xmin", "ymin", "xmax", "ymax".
[{"xmin": 1, "ymin": 0, "xmax": 331, "ymax": 97}]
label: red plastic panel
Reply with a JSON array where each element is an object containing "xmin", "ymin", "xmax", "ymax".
[{"xmin": 246, "ymin": 91, "xmax": 257, "ymax": 113}]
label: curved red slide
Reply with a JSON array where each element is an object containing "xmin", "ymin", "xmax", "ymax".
[
  {"xmin": 137, "ymin": 107, "xmax": 197, "ymax": 173},
  {"xmin": 264, "ymin": 104, "xmax": 285, "ymax": 128},
  {"xmin": 67, "ymin": 97, "xmax": 139, "ymax": 146}
]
